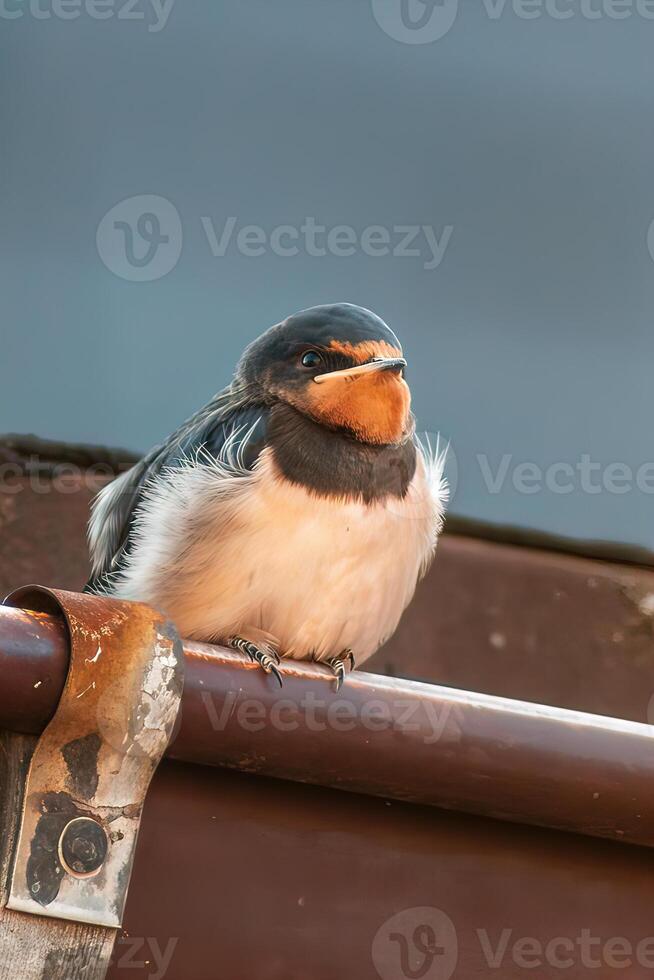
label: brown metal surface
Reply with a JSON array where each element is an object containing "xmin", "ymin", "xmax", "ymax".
[
  {"xmin": 370, "ymin": 535, "xmax": 654, "ymax": 722},
  {"xmin": 175, "ymin": 641, "xmax": 654, "ymax": 849},
  {"xmin": 3, "ymin": 588, "xmax": 184, "ymax": 928},
  {"xmin": 106, "ymin": 761, "xmax": 654, "ymax": 980},
  {"xmin": 0, "ymin": 475, "xmax": 101, "ymax": 599},
  {"xmin": 0, "ymin": 605, "xmax": 68, "ymax": 732},
  {"xmin": 1, "ymin": 603, "xmax": 654, "ymax": 850}
]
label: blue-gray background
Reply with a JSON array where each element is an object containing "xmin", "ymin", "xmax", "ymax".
[{"xmin": 2, "ymin": 0, "xmax": 653, "ymax": 548}]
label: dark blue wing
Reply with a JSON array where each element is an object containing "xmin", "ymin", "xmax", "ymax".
[{"xmin": 85, "ymin": 389, "xmax": 267, "ymax": 593}]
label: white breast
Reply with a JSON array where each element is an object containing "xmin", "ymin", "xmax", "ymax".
[{"xmin": 110, "ymin": 445, "xmax": 447, "ymax": 664}]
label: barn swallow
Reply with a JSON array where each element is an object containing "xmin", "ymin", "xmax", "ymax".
[{"xmin": 86, "ymin": 304, "xmax": 447, "ymax": 688}]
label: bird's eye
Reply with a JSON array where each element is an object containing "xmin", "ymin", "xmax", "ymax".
[{"xmin": 301, "ymin": 350, "xmax": 322, "ymax": 368}]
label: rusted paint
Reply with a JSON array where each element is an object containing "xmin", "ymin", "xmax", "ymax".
[
  {"xmin": 62, "ymin": 733, "xmax": 102, "ymax": 799},
  {"xmin": 3, "ymin": 587, "xmax": 184, "ymax": 928},
  {"xmin": 26, "ymin": 792, "xmax": 77, "ymax": 907}
]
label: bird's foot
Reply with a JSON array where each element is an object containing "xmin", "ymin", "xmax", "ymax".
[
  {"xmin": 229, "ymin": 633, "xmax": 283, "ymax": 687},
  {"xmin": 325, "ymin": 650, "xmax": 356, "ymax": 692}
]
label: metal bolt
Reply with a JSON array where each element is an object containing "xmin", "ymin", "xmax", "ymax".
[{"xmin": 58, "ymin": 817, "xmax": 108, "ymax": 877}]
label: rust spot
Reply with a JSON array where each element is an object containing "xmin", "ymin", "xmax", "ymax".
[
  {"xmin": 27, "ymin": 792, "xmax": 80, "ymax": 907},
  {"xmin": 21, "ymin": 609, "xmax": 53, "ymax": 622},
  {"xmin": 62, "ymin": 732, "xmax": 101, "ymax": 800}
]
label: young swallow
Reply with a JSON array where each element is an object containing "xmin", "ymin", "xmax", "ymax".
[{"xmin": 86, "ymin": 304, "xmax": 447, "ymax": 688}]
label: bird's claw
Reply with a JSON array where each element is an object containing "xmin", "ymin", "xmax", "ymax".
[
  {"xmin": 325, "ymin": 649, "xmax": 356, "ymax": 691},
  {"xmin": 229, "ymin": 636, "xmax": 283, "ymax": 687}
]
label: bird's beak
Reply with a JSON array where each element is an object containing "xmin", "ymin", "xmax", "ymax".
[{"xmin": 313, "ymin": 356, "xmax": 407, "ymax": 384}]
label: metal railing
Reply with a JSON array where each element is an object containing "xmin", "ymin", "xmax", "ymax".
[{"xmin": 1, "ymin": 595, "xmax": 653, "ymax": 849}]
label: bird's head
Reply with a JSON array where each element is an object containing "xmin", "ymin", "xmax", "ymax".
[{"xmin": 236, "ymin": 304, "xmax": 411, "ymax": 445}]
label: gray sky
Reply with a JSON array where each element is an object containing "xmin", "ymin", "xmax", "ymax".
[{"xmin": 2, "ymin": 0, "xmax": 654, "ymax": 547}]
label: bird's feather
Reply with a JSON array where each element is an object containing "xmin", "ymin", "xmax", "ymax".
[{"xmin": 85, "ymin": 383, "xmax": 266, "ymax": 593}]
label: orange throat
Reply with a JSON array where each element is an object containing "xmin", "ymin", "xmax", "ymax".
[{"xmin": 306, "ymin": 370, "xmax": 411, "ymax": 444}]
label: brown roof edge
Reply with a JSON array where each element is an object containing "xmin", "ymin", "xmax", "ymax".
[
  {"xmin": 445, "ymin": 514, "xmax": 654, "ymax": 570},
  {"xmin": 2, "ymin": 603, "xmax": 654, "ymax": 849},
  {"xmin": 0, "ymin": 433, "xmax": 139, "ymax": 472}
]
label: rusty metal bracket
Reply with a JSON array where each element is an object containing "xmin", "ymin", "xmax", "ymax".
[{"xmin": 2, "ymin": 587, "xmax": 184, "ymax": 929}]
